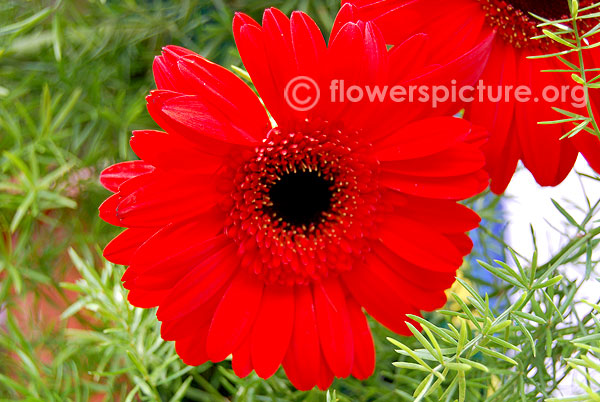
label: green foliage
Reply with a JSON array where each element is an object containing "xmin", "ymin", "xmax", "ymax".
[
  {"xmin": 388, "ymin": 195, "xmax": 600, "ymax": 401},
  {"xmin": 546, "ymin": 299, "xmax": 600, "ymax": 402},
  {"xmin": 535, "ymin": 0, "xmax": 600, "ymax": 139}
]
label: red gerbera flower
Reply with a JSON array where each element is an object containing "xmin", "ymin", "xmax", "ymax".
[
  {"xmin": 99, "ymin": 7, "xmax": 489, "ymax": 390},
  {"xmin": 347, "ymin": 0, "xmax": 600, "ymax": 193}
]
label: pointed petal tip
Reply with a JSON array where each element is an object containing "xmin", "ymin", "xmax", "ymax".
[
  {"xmin": 233, "ymin": 11, "xmax": 257, "ymax": 29},
  {"xmin": 339, "ymin": 1, "xmax": 358, "ymax": 14},
  {"xmin": 290, "ymin": 10, "xmax": 304, "ymax": 18}
]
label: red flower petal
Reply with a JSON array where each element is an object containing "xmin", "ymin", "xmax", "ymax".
[
  {"xmin": 160, "ymin": 286, "xmax": 225, "ymax": 342},
  {"xmin": 402, "ymin": 31, "xmax": 494, "ymax": 116},
  {"xmin": 251, "ymin": 285, "xmax": 295, "ymax": 378},
  {"xmin": 116, "ymin": 170, "xmax": 156, "ymax": 198},
  {"xmin": 103, "ymin": 228, "xmax": 155, "ymax": 265},
  {"xmin": 116, "ymin": 174, "xmax": 220, "ymax": 227},
  {"xmin": 374, "ymin": 117, "xmax": 471, "ymax": 159},
  {"xmin": 282, "ymin": 285, "xmax": 320, "ymax": 390},
  {"xmin": 175, "ymin": 54, "xmax": 271, "ymax": 140},
  {"xmin": 206, "ymin": 270, "xmax": 264, "ymax": 362},
  {"xmin": 127, "ymin": 214, "xmax": 225, "ymax": 278},
  {"xmin": 322, "ymin": 21, "xmax": 368, "ymax": 125},
  {"xmin": 313, "ymin": 279, "xmax": 354, "ymax": 378},
  {"xmin": 99, "ymin": 193, "xmax": 123, "ymax": 227},
  {"xmin": 232, "ymin": 337, "xmax": 253, "ymax": 378},
  {"xmin": 515, "ymin": 52, "xmax": 578, "ymax": 187},
  {"xmin": 316, "ymin": 352, "xmax": 335, "ymax": 390},
  {"xmin": 342, "ymin": 262, "xmax": 419, "ymax": 336},
  {"xmin": 465, "ymin": 40, "xmax": 519, "ymax": 194},
  {"xmin": 572, "ymin": 131, "xmax": 600, "ymax": 174},
  {"xmin": 350, "ymin": 0, "xmax": 483, "ymax": 61},
  {"xmin": 291, "ymin": 11, "xmax": 327, "ymax": 77},
  {"xmin": 383, "ymin": 191, "xmax": 481, "ymax": 233},
  {"xmin": 145, "ymin": 90, "xmax": 248, "ymax": 156},
  {"xmin": 347, "ymin": 297, "xmax": 375, "ymax": 380},
  {"xmin": 330, "ymin": 3, "xmax": 359, "ymax": 43},
  {"xmin": 159, "ymin": 94, "xmax": 258, "ymax": 145},
  {"xmin": 380, "ymin": 169, "xmax": 489, "ymax": 200},
  {"xmin": 372, "ymin": 241, "xmax": 457, "ymax": 291},
  {"xmin": 416, "ymin": 1, "xmax": 486, "ymax": 62},
  {"xmin": 446, "ymin": 233, "xmax": 474, "ymax": 256},
  {"xmin": 370, "ymin": 250, "xmax": 448, "ymax": 311},
  {"xmin": 378, "ymin": 214, "xmax": 464, "ymax": 271},
  {"xmin": 261, "ymin": 8, "xmax": 297, "ymax": 104},
  {"xmin": 153, "ymin": 46, "xmax": 271, "ymax": 143},
  {"xmin": 175, "ymin": 324, "xmax": 210, "ymax": 366},
  {"xmin": 282, "ymin": 351, "xmax": 306, "ymax": 390},
  {"xmin": 126, "ymin": 287, "xmax": 170, "ymax": 309},
  {"xmin": 233, "ymin": 14, "xmax": 293, "ymax": 127},
  {"xmin": 130, "ymin": 130, "xmax": 224, "ymax": 174},
  {"xmin": 153, "ymin": 45, "xmax": 195, "ymax": 91},
  {"xmin": 364, "ymin": 21, "xmax": 389, "ymax": 84},
  {"xmin": 99, "ymin": 161, "xmax": 154, "ymax": 193},
  {"xmin": 388, "ymin": 33, "xmax": 432, "ymax": 83},
  {"xmin": 382, "ymin": 142, "xmax": 485, "ymax": 178},
  {"xmin": 156, "ymin": 242, "xmax": 238, "ymax": 321},
  {"xmin": 129, "ymin": 236, "xmax": 229, "ymax": 291}
]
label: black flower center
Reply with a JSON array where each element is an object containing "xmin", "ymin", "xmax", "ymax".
[
  {"xmin": 507, "ymin": 0, "xmax": 569, "ymax": 19},
  {"xmin": 268, "ymin": 171, "xmax": 333, "ymax": 227}
]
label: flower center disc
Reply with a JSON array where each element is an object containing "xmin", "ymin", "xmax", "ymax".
[
  {"xmin": 268, "ymin": 171, "xmax": 333, "ymax": 227},
  {"xmin": 478, "ymin": 0, "xmax": 592, "ymax": 50},
  {"xmin": 226, "ymin": 126, "xmax": 379, "ymax": 286},
  {"xmin": 506, "ymin": 0, "xmax": 569, "ymax": 19}
]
